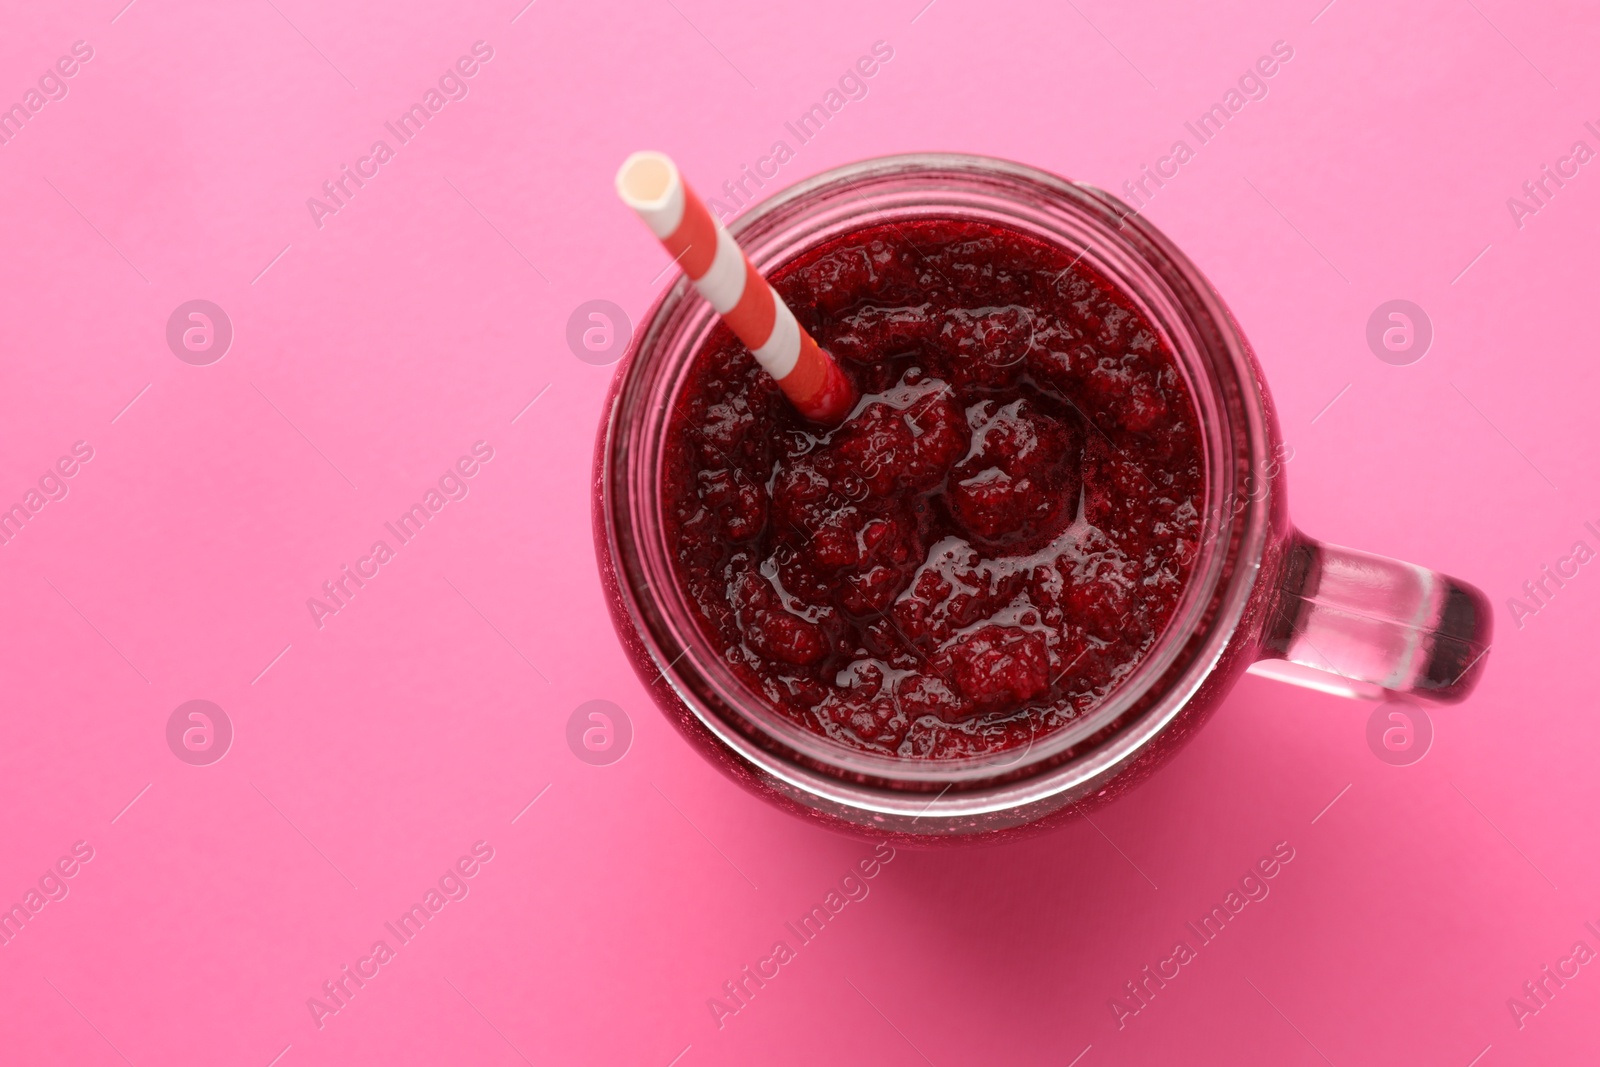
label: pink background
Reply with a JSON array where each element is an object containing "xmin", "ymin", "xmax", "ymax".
[{"xmin": 1, "ymin": 0, "xmax": 1596, "ymax": 1063}]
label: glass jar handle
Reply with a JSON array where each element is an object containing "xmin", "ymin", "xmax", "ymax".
[{"xmin": 1250, "ymin": 531, "xmax": 1493, "ymax": 703}]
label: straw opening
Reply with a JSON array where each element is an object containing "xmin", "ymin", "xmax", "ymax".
[{"xmin": 616, "ymin": 151, "xmax": 678, "ymax": 210}]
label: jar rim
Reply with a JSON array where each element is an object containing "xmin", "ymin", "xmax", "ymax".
[{"xmin": 598, "ymin": 152, "xmax": 1274, "ymax": 826}]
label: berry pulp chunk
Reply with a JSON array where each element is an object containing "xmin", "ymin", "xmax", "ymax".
[{"xmin": 662, "ymin": 218, "xmax": 1205, "ymax": 760}]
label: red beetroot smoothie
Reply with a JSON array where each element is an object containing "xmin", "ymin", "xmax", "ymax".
[{"xmin": 662, "ymin": 218, "xmax": 1204, "ymax": 760}]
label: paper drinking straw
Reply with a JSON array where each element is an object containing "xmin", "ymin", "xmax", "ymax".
[{"xmin": 615, "ymin": 151, "xmax": 857, "ymax": 424}]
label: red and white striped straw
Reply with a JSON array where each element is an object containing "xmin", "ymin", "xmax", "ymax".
[{"xmin": 615, "ymin": 151, "xmax": 856, "ymax": 424}]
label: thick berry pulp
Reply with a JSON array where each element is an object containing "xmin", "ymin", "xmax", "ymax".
[{"xmin": 662, "ymin": 219, "xmax": 1204, "ymax": 759}]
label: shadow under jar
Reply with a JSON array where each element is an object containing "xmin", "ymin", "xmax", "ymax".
[{"xmin": 594, "ymin": 154, "xmax": 1492, "ymax": 840}]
